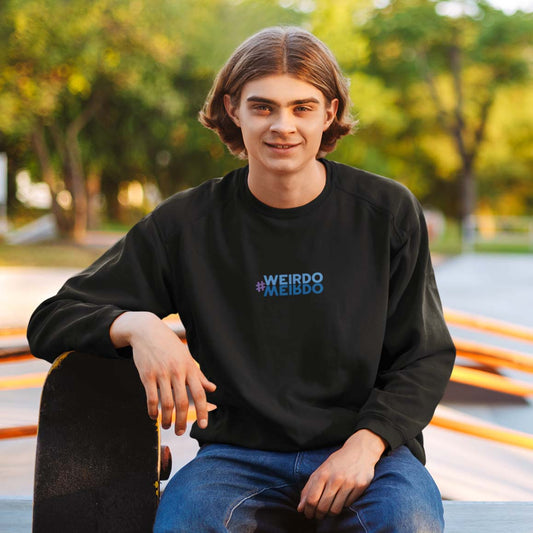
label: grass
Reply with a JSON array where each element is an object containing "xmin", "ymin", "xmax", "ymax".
[
  {"xmin": 473, "ymin": 242, "xmax": 533, "ymax": 254},
  {"xmin": 429, "ymin": 219, "xmax": 533, "ymax": 256},
  {"xmin": 0, "ymin": 241, "xmax": 109, "ymax": 268},
  {"xmin": 430, "ymin": 221, "xmax": 463, "ymax": 256}
]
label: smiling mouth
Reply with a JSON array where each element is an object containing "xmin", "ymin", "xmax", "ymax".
[{"xmin": 265, "ymin": 142, "xmax": 299, "ymax": 149}]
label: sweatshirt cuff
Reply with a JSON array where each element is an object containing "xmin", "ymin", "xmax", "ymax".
[
  {"xmin": 83, "ymin": 307, "xmax": 132, "ymax": 359},
  {"xmin": 354, "ymin": 414, "xmax": 406, "ymax": 451},
  {"xmin": 105, "ymin": 308, "xmax": 135, "ymax": 358}
]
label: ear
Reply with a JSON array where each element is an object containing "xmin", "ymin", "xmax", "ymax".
[
  {"xmin": 224, "ymin": 94, "xmax": 241, "ymax": 128},
  {"xmin": 323, "ymin": 98, "xmax": 339, "ymax": 131}
]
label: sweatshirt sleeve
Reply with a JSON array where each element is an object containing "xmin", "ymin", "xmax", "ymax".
[
  {"xmin": 27, "ymin": 214, "xmax": 176, "ymax": 363},
  {"xmin": 354, "ymin": 200, "xmax": 456, "ymax": 451}
]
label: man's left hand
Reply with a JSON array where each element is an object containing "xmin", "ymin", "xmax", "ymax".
[{"xmin": 297, "ymin": 429, "xmax": 387, "ymax": 520}]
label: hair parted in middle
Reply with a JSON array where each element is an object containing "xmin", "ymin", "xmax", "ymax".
[{"xmin": 199, "ymin": 26, "xmax": 356, "ymax": 159}]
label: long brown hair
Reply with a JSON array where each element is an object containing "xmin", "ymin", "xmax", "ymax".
[{"xmin": 199, "ymin": 26, "xmax": 355, "ymax": 159}]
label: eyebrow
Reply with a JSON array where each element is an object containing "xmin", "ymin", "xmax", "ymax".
[{"xmin": 246, "ymin": 96, "xmax": 321, "ymax": 105}]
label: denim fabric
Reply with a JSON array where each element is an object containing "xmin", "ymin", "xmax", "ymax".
[{"xmin": 154, "ymin": 443, "xmax": 444, "ymax": 533}]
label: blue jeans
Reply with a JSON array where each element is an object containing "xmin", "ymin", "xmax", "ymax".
[{"xmin": 154, "ymin": 443, "xmax": 444, "ymax": 532}]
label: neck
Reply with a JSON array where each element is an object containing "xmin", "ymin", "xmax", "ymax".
[{"xmin": 247, "ymin": 160, "xmax": 326, "ymax": 209}]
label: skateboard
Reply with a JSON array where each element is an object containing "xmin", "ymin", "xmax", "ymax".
[{"xmin": 33, "ymin": 351, "xmax": 171, "ymax": 533}]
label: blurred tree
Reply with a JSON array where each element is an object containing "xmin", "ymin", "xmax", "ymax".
[
  {"xmin": 1, "ymin": 0, "xmax": 186, "ymax": 240},
  {"xmin": 4, "ymin": 0, "xmax": 531, "ymax": 244},
  {"xmin": 312, "ymin": 0, "xmax": 533, "ymax": 236},
  {"xmin": 476, "ymin": 81, "xmax": 533, "ymax": 215},
  {"xmin": 0, "ymin": 0, "xmax": 303, "ymax": 240}
]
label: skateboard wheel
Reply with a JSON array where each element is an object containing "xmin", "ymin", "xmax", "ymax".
[{"xmin": 160, "ymin": 445, "xmax": 172, "ymax": 480}]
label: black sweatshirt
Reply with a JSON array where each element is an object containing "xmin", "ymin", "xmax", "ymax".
[{"xmin": 27, "ymin": 159, "xmax": 455, "ymax": 463}]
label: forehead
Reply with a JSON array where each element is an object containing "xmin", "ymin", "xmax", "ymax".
[{"xmin": 239, "ymin": 74, "xmax": 326, "ymax": 104}]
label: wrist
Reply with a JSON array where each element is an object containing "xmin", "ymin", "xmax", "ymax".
[
  {"xmin": 110, "ymin": 311, "xmax": 159, "ymax": 348},
  {"xmin": 344, "ymin": 429, "xmax": 387, "ymax": 460}
]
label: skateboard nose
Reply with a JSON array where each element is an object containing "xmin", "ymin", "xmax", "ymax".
[{"xmin": 160, "ymin": 445, "xmax": 173, "ymax": 480}]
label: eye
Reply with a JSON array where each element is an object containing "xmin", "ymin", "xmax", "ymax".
[
  {"xmin": 253, "ymin": 104, "xmax": 271, "ymax": 113},
  {"xmin": 294, "ymin": 105, "xmax": 312, "ymax": 113}
]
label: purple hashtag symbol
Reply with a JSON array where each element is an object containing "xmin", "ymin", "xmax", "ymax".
[{"xmin": 256, "ymin": 280, "xmax": 266, "ymax": 292}]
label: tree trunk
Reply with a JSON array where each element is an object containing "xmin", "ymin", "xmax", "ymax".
[
  {"xmin": 65, "ymin": 91, "xmax": 105, "ymax": 242},
  {"xmin": 101, "ymin": 175, "xmax": 121, "ymax": 222},
  {"xmin": 87, "ymin": 169, "xmax": 102, "ymax": 230},
  {"xmin": 459, "ymin": 163, "xmax": 477, "ymax": 251},
  {"xmin": 65, "ymin": 131, "xmax": 88, "ymax": 243},
  {"xmin": 31, "ymin": 124, "xmax": 72, "ymax": 236}
]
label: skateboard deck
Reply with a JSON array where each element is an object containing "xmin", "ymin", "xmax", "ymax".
[{"xmin": 33, "ymin": 351, "xmax": 168, "ymax": 533}]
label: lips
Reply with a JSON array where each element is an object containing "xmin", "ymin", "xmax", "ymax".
[{"xmin": 265, "ymin": 142, "xmax": 300, "ymax": 149}]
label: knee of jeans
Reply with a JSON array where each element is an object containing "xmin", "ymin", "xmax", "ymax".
[
  {"xmin": 378, "ymin": 497, "xmax": 444, "ymax": 533},
  {"xmin": 395, "ymin": 506, "xmax": 443, "ymax": 533},
  {"xmin": 374, "ymin": 449, "xmax": 444, "ymax": 532},
  {"xmin": 350, "ymin": 481, "xmax": 444, "ymax": 533}
]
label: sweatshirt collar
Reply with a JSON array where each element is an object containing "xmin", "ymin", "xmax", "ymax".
[{"xmin": 238, "ymin": 159, "xmax": 334, "ymax": 219}]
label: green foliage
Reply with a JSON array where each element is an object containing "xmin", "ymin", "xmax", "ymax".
[
  {"xmin": 1, "ymin": 0, "xmax": 532, "ymax": 238},
  {"xmin": 313, "ymin": 0, "xmax": 533, "ymax": 217},
  {"xmin": 0, "ymin": 0, "xmax": 304, "ymax": 237}
]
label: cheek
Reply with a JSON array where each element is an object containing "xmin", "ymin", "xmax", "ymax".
[
  {"xmin": 238, "ymin": 127, "xmax": 262, "ymax": 155},
  {"xmin": 307, "ymin": 121, "xmax": 328, "ymax": 144},
  {"xmin": 240, "ymin": 120, "xmax": 264, "ymax": 141}
]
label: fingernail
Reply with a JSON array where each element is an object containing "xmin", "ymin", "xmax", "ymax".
[
  {"xmin": 177, "ymin": 429, "xmax": 185, "ymax": 436},
  {"xmin": 199, "ymin": 418, "xmax": 207, "ymax": 428}
]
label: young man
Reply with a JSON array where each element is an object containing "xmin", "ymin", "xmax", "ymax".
[{"xmin": 28, "ymin": 27, "xmax": 455, "ymax": 532}]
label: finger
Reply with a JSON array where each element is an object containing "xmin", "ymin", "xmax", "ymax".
[
  {"xmin": 187, "ymin": 374, "xmax": 209, "ymax": 429},
  {"xmin": 298, "ymin": 477, "xmax": 326, "ymax": 520},
  {"xmin": 345, "ymin": 485, "xmax": 366, "ymax": 508},
  {"xmin": 158, "ymin": 380, "xmax": 175, "ymax": 430},
  {"xmin": 297, "ymin": 479, "xmax": 312, "ymax": 513},
  {"xmin": 328, "ymin": 485, "xmax": 355, "ymax": 516},
  {"xmin": 199, "ymin": 372, "xmax": 217, "ymax": 392},
  {"xmin": 207, "ymin": 402, "xmax": 217, "ymax": 412},
  {"xmin": 312, "ymin": 483, "xmax": 337, "ymax": 520},
  {"xmin": 142, "ymin": 376, "xmax": 160, "ymax": 420},
  {"xmin": 171, "ymin": 377, "xmax": 189, "ymax": 436},
  {"xmin": 297, "ymin": 481, "xmax": 310, "ymax": 513}
]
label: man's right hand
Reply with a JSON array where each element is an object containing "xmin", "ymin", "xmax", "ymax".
[{"xmin": 109, "ymin": 311, "xmax": 217, "ymax": 435}]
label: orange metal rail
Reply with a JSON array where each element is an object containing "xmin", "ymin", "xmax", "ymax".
[
  {"xmin": 430, "ymin": 407, "xmax": 533, "ymax": 451},
  {"xmin": 445, "ymin": 308, "xmax": 533, "ymax": 343},
  {"xmin": 0, "ymin": 425, "xmax": 38, "ymax": 439},
  {"xmin": 0, "ymin": 327, "xmax": 27, "ymax": 337},
  {"xmin": 2, "ymin": 312, "xmax": 533, "ymax": 448},
  {"xmin": 0, "ymin": 372, "xmax": 46, "ymax": 391},
  {"xmin": 454, "ymin": 338, "xmax": 533, "ymax": 373},
  {"xmin": 451, "ymin": 365, "xmax": 533, "ymax": 397}
]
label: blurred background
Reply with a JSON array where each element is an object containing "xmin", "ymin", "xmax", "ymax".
[{"xmin": 1, "ymin": 0, "xmax": 533, "ymax": 514}]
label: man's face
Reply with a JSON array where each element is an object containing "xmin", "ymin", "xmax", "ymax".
[{"xmin": 224, "ymin": 74, "xmax": 338, "ymax": 179}]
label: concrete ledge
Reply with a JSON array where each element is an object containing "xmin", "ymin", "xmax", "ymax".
[
  {"xmin": 2, "ymin": 499, "xmax": 533, "ymax": 532},
  {"xmin": 0, "ymin": 499, "xmax": 32, "ymax": 533},
  {"xmin": 443, "ymin": 501, "xmax": 533, "ymax": 532}
]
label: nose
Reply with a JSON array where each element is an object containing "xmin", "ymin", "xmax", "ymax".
[{"xmin": 270, "ymin": 109, "xmax": 296, "ymax": 135}]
